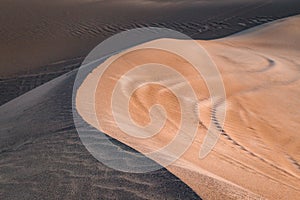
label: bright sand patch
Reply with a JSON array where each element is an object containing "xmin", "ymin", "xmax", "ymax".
[{"xmin": 76, "ymin": 16, "xmax": 300, "ymax": 199}]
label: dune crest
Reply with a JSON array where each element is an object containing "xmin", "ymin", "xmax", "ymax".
[{"xmin": 76, "ymin": 15, "xmax": 300, "ymax": 199}]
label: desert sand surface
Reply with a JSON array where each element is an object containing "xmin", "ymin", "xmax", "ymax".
[
  {"xmin": 0, "ymin": 70, "xmax": 201, "ymax": 199},
  {"xmin": 1, "ymin": 0, "xmax": 298, "ymax": 77},
  {"xmin": 1, "ymin": 0, "xmax": 300, "ymax": 106},
  {"xmin": 1, "ymin": 1, "xmax": 300, "ymax": 200},
  {"xmin": 76, "ymin": 15, "xmax": 300, "ymax": 199}
]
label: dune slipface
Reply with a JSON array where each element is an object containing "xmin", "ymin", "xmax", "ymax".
[{"xmin": 76, "ymin": 16, "xmax": 300, "ymax": 199}]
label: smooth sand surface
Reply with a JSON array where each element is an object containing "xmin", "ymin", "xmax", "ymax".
[{"xmin": 77, "ymin": 16, "xmax": 300, "ymax": 199}]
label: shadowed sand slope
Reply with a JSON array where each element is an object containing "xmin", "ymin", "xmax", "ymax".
[
  {"xmin": 76, "ymin": 16, "xmax": 300, "ymax": 199},
  {"xmin": 0, "ymin": 71, "xmax": 201, "ymax": 199},
  {"xmin": 1, "ymin": 0, "xmax": 300, "ymax": 77},
  {"xmin": 1, "ymin": 0, "xmax": 300, "ymax": 108}
]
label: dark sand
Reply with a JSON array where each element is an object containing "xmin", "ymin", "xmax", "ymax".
[
  {"xmin": 1, "ymin": 0, "xmax": 300, "ymax": 105},
  {"xmin": 0, "ymin": 1, "xmax": 300, "ymax": 199},
  {"xmin": 1, "ymin": 0, "xmax": 300, "ymax": 78},
  {"xmin": 0, "ymin": 71, "xmax": 201, "ymax": 200}
]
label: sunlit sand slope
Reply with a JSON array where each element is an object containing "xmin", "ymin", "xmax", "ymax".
[{"xmin": 77, "ymin": 16, "xmax": 300, "ymax": 199}]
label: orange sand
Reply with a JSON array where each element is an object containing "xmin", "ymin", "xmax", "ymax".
[{"xmin": 76, "ymin": 16, "xmax": 300, "ymax": 199}]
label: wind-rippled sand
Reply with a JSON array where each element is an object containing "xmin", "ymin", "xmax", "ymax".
[
  {"xmin": 1, "ymin": 0, "xmax": 299, "ymax": 77},
  {"xmin": 77, "ymin": 16, "xmax": 300, "ymax": 199},
  {"xmin": 1, "ymin": 0, "xmax": 299, "ymax": 107},
  {"xmin": 0, "ymin": 70, "xmax": 201, "ymax": 200}
]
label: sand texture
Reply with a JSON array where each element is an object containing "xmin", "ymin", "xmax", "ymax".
[
  {"xmin": 1, "ymin": 0, "xmax": 300, "ymax": 107},
  {"xmin": 0, "ymin": 70, "xmax": 201, "ymax": 200},
  {"xmin": 76, "ymin": 15, "xmax": 300, "ymax": 199},
  {"xmin": 1, "ymin": 1, "xmax": 300, "ymax": 199},
  {"xmin": 1, "ymin": 0, "xmax": 300, "ymax": 78}
]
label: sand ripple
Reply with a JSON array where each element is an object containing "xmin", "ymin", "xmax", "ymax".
[{"xmin": 77, "ymin": 16, "xmax": 300, "ymax": 199}]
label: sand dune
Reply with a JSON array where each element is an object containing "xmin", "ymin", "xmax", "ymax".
[
  {"xmin": 1, "ymin": 0, "xmax": 300, "ymax": 78},
  {"xmin": 76, "ymin": 15, "xmax": 300, "ymax": 199},
  {"xmin": 1, "ymin": 0, "xmax": 299, "ymax": 110},
  {"xmin": 1, "ymin": 1, "xmax": 299, "ymax": 200},
  {"xmin": 0, "ymin": 69, "xmax": 201, "ymax": 199}
]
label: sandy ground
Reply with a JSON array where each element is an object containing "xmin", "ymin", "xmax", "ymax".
[
  {"xmin": 1, "ymin": 0, "xmax": 300, "ymax": 107},
  {"xmin": 1, "ymin": 1, "xmax": 300, "ymax": 199},
  {"xmin": 1, "ymin": 0, "xmax": 300, "ymax": 78},
  {"xmin": 77, "ymin": 15, "xmax": 300, "ymax": 199},
  {"xmin": 0, "ymin": 70, "xmax": 202, "ymax": 200}
]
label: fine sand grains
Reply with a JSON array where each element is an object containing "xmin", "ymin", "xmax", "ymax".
[{"xmin": 77, "ymin": 16, "xmax": 300, "ymax": 199}]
